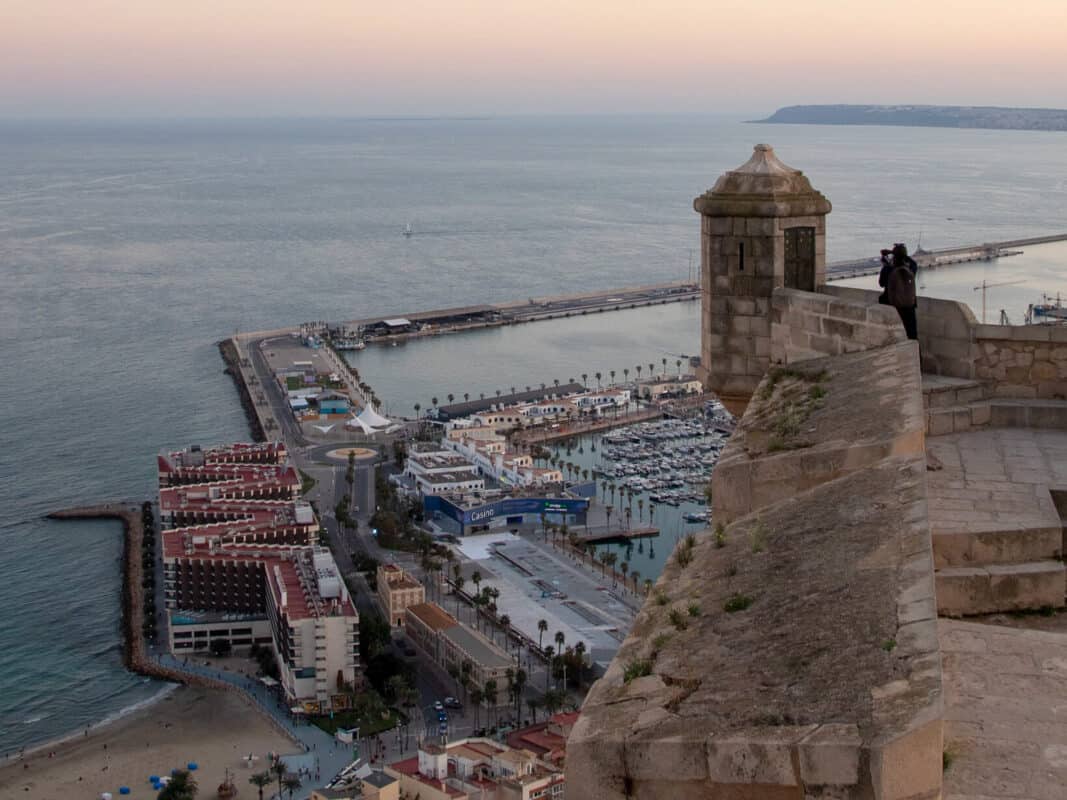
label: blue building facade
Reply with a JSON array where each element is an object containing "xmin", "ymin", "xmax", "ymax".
[{"xmin": 424, "ymin": 495, "xmax": 589, "ymax": 535}]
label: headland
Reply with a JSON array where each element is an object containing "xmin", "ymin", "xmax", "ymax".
[{"xmin": 756, "ymin": 103, "xmax": 1067, "ymax": 131}]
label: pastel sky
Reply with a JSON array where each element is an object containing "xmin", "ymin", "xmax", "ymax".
[{"xmin": 2, "ymin": 0, "xmax": 1065, "ymax": 117}]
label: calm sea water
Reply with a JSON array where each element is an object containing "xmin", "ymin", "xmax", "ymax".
[{"xmin": 2, "ymin": 115, "xmax": 1066, "ymax": 752}]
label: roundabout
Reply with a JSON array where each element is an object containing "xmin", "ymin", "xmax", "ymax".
[{"xmin": 307, "ymin": 443, "xmax": 380, "ymax": 465}]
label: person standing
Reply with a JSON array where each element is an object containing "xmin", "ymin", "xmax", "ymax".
[{"xmin": 879, "ymin": 243, "xmax": 919, "ymax": 340}]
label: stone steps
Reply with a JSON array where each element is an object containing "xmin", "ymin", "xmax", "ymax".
[
  {"xmin": 922, "ymin": 375, "xmax": 988, "ymax": 408},
  {"xmin": 933, "ymin": 525, "xmax": 1064, "ymax": 569},
  {"xmin": 935, "ymin": 561, "xmax": 1066, "ymax": 616},
  {"xmin": 924, "ymin": 396, "xmax": 1067, "ymax": 435}
]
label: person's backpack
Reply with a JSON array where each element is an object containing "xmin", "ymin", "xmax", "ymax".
[{"xmin": 887, "ymin": 264, "xmax": 916, "ymax": 307}]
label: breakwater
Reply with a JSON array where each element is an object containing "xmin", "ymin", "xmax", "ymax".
[
  {"xmin": 45, "ymin": 504, "xmax": 298, "ymax": 743},
  {"xmin": 218, "ymin": 338, "xmax": 266, "ymax": 442}
]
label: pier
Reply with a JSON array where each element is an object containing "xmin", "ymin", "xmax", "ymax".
[
  {"xmin": 573, "ymin": 526, "xmax": 659, "ymax": 543},
  {"xmin": 826, "ymin": 232, "xmax": 1067, "ymax": 281}
]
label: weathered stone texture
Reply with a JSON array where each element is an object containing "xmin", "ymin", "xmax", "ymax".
[{"xmin": 567, "ymin": 342, "xmax": 942, "ymax": 800}]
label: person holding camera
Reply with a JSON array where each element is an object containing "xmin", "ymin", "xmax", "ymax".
[{"xmin": 878, "ymin": 243, "xmax": 919, "ymax": 340}]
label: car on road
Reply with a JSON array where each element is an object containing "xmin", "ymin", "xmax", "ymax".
[
  {"xmin": 443, "ymin": 697, "xmax": 461, "ymax": 709},
  {"xmin": 433, "ymin": 701, "xmax": 444, "ymax": 711},
  {"xmin": 437, "ymin": 710, "xmax": 448, "ymax": 722}
]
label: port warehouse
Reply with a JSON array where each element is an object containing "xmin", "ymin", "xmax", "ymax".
[{"xmin": 423, "ymin": 493, "xmax": 591, "ymax": 535}]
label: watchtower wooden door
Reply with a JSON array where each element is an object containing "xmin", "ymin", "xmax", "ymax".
[{"xmin": 784, "ymin": 227, "xmax": 815, "ymax": 291}]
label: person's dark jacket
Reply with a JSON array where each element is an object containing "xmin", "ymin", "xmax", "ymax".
[{"xmin": 878, "ymin": 253, "xmax": 918, "ymax": 305}]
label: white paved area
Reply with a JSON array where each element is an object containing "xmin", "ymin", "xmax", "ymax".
[
  {"xmin": 941, "ymin": 619, "xmax": 1067, "ymax": 800},
  {"xmin": 926, "ymin": 428, "xmax": 1067, "ymax": 534},
  {"xmin": 451, "ymin": 533, "xmax": 637, "ymax": 667}
]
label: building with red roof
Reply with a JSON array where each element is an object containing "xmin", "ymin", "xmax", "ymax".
[{"xmin": 161, "ymin": 443, "xmax": 359, "ymax": 712}]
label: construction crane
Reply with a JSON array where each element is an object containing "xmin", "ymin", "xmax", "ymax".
[{"xmin": 973, "ymin": 279, "xmax": 1027, "ymax": 324}]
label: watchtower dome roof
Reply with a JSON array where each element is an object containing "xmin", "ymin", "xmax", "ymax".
[{"xmin": 694, "ymin": 144, "xmax": 831, "ymax": 218}]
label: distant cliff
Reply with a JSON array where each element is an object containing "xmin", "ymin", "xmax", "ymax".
[{"xmin": 756, "ymin": 104, "xmax": 1067, "ymax": 132}]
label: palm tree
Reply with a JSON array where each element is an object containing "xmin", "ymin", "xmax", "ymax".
[
  {"xmin": 249, "ymin": 772, "xmax": 272, "ymax": 800},
  {"xmin": 581, "ymin": 372, "xmax": 588, "ymax": 387},
  {"xmin": 573, "ymin": 641, "xmax": 587, "ymax": 689},
  {"xmin": 431, "ymin": 396, "xmax": 439, "ymax": 411},
  {"xmin": 159, "ymin": 769, "xmax": 198, "ymax": 800},
  {"xmin": 553, "ymin": 378, "xmax": 560, "ymax": 388},
  {"xmin": 648, "ymin": 362, "xmax": 655, "ymax": 378},
  {"xmin": 603, "ymin": 551, "xmax": 618, "ymax": 582},
  {"xmin": 464, "ymin": 392, "xmax": 470, "ymax": 403},
  {"xmin": 542, "ymin": 645, "xmax": 555, "ymax": 691},
  {"xmin": 625, "ymin": 507, "xmax": 633, "ymax": 529},
  {"xmin": 631, "ymin": 569, "xmax": 641, "ymax": 593},
  {"xmin": 637, "ymin": 498, "xmax": 644, "ymax": 521},
  {"xmin": 620, "ymin": 560, "xmax": 629, "ymax": 587},
  {"xmin": 271, "ymin": 761, "xmax": 287, "ymax": 800},
  {"xmin": 636, "ymin": 364, "xmax": 643, "ymax": 381},
  {"xmin": 623, "ymin": 367, "xmax": 630, "ymax": 384},
  {"xmin": 499, "ymin": 614, "xmax": 511, "ymax": 650},
  {"xmin": 595, "ymin": 371, "xmax": 602, "ymax": 390},
  {"xmin": 676, "ymin": 358, "xmax": 683, "ymax": 375},
  {"xmin": 527, "ymin": 696, "xmax": 541, "ymax": 724},
  {"xmin": 282, "ymin": 774, "xmax": 302, "ymax": 799},
  {"xmin": 513, "ymin": 668, "xmax": 528, "ymax": 719},
  {"xmin": 470, "ymin": 686, "xmax": 484, "ymax": 728},
  {"xmin": 605, "ymin": 505, "xmax": 614, "ymax": 530},
  {"xmin": 644, "ymin": 578, "xmax": 653, "ymax": 594},
  {"xmin": 554, "ymin": 630, "xmax": 565, "ymax": 655},
  {"xmin": 484, "ymin": 679, "xmax": 499, "ymax": 727},
  {"xmin": 454, "ymin": 575, "xmax": 465, "ymax": 619},
  {"xmin": 609, "ymin": 369, "xmax": 616, "ymax": 386},
  {"xmin": 447, "ymin": 393, "xmax": 455, "ymax": 405},
  {"xmin": 537, "ymin": 619, "xmax": 548, "ymax": 650},
  {"xmin": 413, "ymin": 402, "xmax": 421, "ymax": 418}
]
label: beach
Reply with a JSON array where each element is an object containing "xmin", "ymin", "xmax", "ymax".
[{"xmin": 0, "ymin": 687, "xmax": 296, "ymax": 800}]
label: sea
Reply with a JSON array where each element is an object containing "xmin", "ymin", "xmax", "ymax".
[{"xmin": 2, "ymin": 114, "xmax": 1066, "ymax": 754}]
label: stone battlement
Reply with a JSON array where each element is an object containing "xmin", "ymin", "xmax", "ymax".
[{"xmin": 567, "ymin": 343, "xmax": 942, "ymax": 799}]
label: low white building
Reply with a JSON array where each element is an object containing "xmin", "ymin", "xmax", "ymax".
[
  {"xmin": 573, "ymin": 389, "xmax": 630, "ymax": 413},
  {"xmin": 636, "ymin": 375, "xmax": 702, "ymax": 401},
  {"xmin": 405, "ymin": 447, "xmax": 485, "ymax": 495}
]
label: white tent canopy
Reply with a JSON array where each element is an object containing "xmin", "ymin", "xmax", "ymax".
[{"xmin": 345, "ymin": 406, "xmax": 392, "ymax": 434}]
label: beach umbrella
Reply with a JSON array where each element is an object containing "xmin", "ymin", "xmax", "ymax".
[
  {"xmin": 119, "ymin": 788, "xmax": 131, "ymax": 795},
  {"xmin": 149, "ymin": 775, "xmax": 160, "ymax": 783},
  {"xmin": 187, "ymin": 761, "xmax": 199, "ymax": 770}
]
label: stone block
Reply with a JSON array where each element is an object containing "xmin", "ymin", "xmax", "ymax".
[
  {"xmin": 1012, "ymin": 326, "xmax": 1051, "ymax": 342},
  {"xmin": 826, "ymin": 300, "xmax": 869, "ymax": 323},
  {"xmin": 988, "ymin": 562, "xmax": 1066, "ymax": 611},
  {"xmin": 707, "ymin": 217, "xmax": 734, "ymax": 235},
  {"xmin": 707, "ymin": 728, "xmax": 813, "ymax": 786},
  {"xmin": 797, "ymin": 724, "xmax": 862, "ymax": 787},
  {"xmin": 868, "ymin": 718, "xmax": 943, "ymax": 800},
  {"xmin": 970, "ymin": 402, "xmax": 991, "ymax": 427},
  {"xmin": 821, "ymin": 317, "xmax": 855, "ymax": 339},
  {"xmin": 953, "ymin": 409, "xmax": 972, "ymax": 433},
  {"xmin": 927, "ymin": 409, "xmax": 956, "ymax": 437},
  {"xmin": 935, "ymin": 567, "xmax": 993, "ymax": 616}
]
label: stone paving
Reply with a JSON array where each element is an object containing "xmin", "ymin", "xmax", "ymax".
[
  {"xmin": 940, "ymin": 619, "xmax": 1067, "ymax": 800},
  {"xmin": 926, "ymin": 428, "xmax": 1067, "ymax": 536}
]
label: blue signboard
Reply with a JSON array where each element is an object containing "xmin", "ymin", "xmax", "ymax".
[{"xmin": 424, "ymin": 495, "xmax": 588, "ymax": 527}]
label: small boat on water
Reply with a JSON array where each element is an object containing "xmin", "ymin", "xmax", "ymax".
[
  {"xmin": 1031, "ymin": 294, "xmax": 1067, "ymax": 320},
  {"xmin": 684, "ymin": 509, "xmax": 711, "ymax": 523},
  {"xmin": 403, "ymin": 222, "xmax": 414, "ymax": 237}
]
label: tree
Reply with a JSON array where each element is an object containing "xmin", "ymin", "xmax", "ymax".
[
  {"xmin": 620, "ymin": 560, "xmax": 629, "ymax": 587},
  {"xmin": 470, "ymin": 686, "xmax": 484, "ymax": 728},
  {"xmin": 537, "ymin": 619, "xmax": 548, "ymax": 650},
  {"xmin": 454, "ymin": 575, "xmax": 466, "ymax": 619},
  {"xmin": 282, "ymin": 774, "xmax": 302, "ymax": 799},
  {"xmin": 542, "ymin": 646, "xmax": 555, "ymax": 691},
  {"xmin": 513, "ymin": 668, "xmax": 528, "ymax": 719},
  {"xmin": 662, "ymin": 357, "xmax": 668, "ymax": 375},
  {"xmin": 636, "ymin": 364, "xmax": 643, "ymax": 380},
  {"xmin": 581, "ymin": 372, "xmax": 588, "ymax": 387},
  {"xmin": 484, "ymin": 679, "xmax": 499, "ymax": 727},
  {"xmin": 595, "ymin": 371, "xmax": 602, "ymax": 390},
  {"xmin": 498, "ymin": 614, "xmax": 511, "ymax": 651},
  {"xmin": 158, "ymin": 769, "xmax": 198, "ymax": 800},
  {"xmin": 271, "ymin": 759, "xmax": 287, "ymax": 799},
  {"xmin": 603, "ymin": 551, "xmax": 618, "ymax": 582},
  {"xmin": 623, "ymin": 367, "xmax": 629, "ymax": 383},
  {"xmin": 447, "ymin": 393, "xmax": 455, "ymax": 405},
  {"xmin": 631, "ymin": 569, "xmax": 641, "ymax": 594},
  {"xmin": 527, "ymin": 696, "xmax": 541, "ymax": 724},
  {"xmin": 413, "ymin": 402, "xmax": 421, "ymax": 419},
  {"xmin": 249, "ymin": 772, "xmax": 272, "ymax": 800},
  {"xmin": 573, "ymin": 641, "xmax": 588, "ymax": 689},
  {"xmin": 610, "ymin": 369, "xmax": 616, "ymax": 386},
  {"xmin": 676, "ymin": 358, "xmax": 683, "ymax": 375},
  {"xmin": 464, "ymin": 392, "xmax": 470, "ymax": 403}
]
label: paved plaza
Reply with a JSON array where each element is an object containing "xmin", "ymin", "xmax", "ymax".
[
  {"xmin": 926, "ymin": 428, "xmax": 1067, "ymax": 536},
  {"xmin": 451, "ymin": 532, "xmax": 639, "ymax": 667},
  {"xmin": 941, "ymin": 619, "xmax": 1067, "ymax": 800}
]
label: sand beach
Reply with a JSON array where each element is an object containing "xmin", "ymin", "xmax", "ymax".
[{"xmin": 0, "ymin": 687, "xmax": 296, "ymax": 800}]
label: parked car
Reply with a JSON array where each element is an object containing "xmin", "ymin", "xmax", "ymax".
[
  {"xmin": 443, "ymin": 697, "xmax": 461, "ymax": 709},
  {"xmin": 433, "ymin": 701, "xmax": 444, "ymax": 712}
]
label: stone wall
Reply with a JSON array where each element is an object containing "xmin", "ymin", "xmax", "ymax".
[
  {"xmin": 972, "ymin": 323, "xmax": 1067, "ymax": 399},
  {"xmin": 820, "ymin": 285, "xmax": 980, "ymax": 379},
  {"xmin": 770, "ymin": 287, "xmax": 906, "ymax": 365},
  {"xmin": 567, "ymin": 343, "xmax": 943, "ymax": 800}
]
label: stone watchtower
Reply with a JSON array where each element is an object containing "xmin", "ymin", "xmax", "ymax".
[{"xmin": 694, "ymin": 144, "xmax": 831, "ymax": 414}]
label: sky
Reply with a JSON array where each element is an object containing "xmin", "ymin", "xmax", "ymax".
[{"xmin": 2, "ymin": 0, "xmax": 1066, "ymax": 118}]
